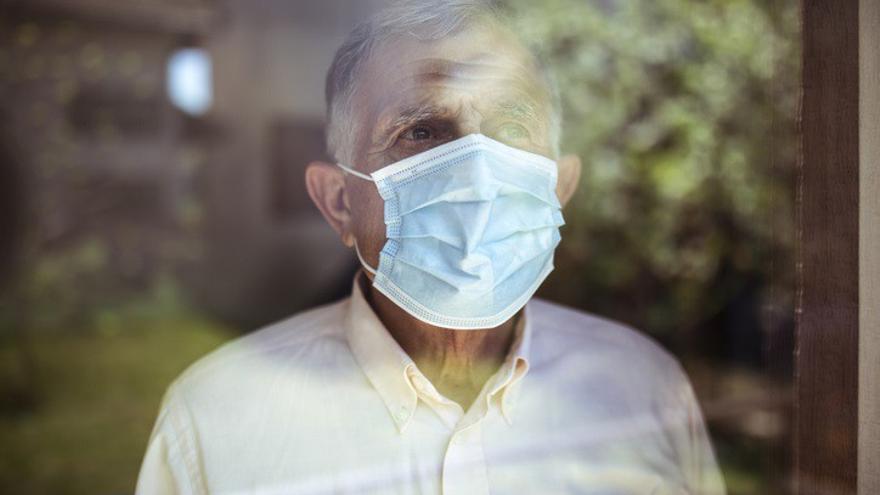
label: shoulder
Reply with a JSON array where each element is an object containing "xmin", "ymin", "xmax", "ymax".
[
  {"xmin": 525, "ymin": 300, "xmax": 723, "ymax": 494},
  {"xmin": 167, "ymin": 297, "xmax": 356, "ymax": 402},
  {"xmin": 526, "ymin": 298, "xmax": 688, "ymax": 390},
  {"xmin": 147, "ymin": 297, "xmax": 373, "ymax": 481}
]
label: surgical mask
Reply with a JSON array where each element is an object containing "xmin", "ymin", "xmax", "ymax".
[{"xmin": 338, "ymin": 134, "xmax": 564, "ymax": 330}]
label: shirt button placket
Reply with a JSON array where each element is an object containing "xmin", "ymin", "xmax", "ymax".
[{"xmin": 441, "ymin": 424, "xmax": 489, "ymax": 495}]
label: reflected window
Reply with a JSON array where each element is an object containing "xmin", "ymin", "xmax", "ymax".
[{"xmin": 166, "ymin": 47, "xmax": 213, "ymax": 116}]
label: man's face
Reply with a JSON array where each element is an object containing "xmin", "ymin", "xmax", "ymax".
[{"xmin": 344, "ymin": 21, "xmax": 559, "ymax": 268}]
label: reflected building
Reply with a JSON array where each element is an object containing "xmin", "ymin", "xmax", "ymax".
[{"xmin": 0, "ymin": 0, "xmax": 382, "ymax": 327}]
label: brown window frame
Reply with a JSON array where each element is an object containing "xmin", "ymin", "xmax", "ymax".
[{"xmin": 797, "ymin": 1, "xmax": 866, "ymax": 493}]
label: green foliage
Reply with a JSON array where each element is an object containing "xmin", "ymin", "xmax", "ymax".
[
  {"xmin": 0, "ymin": 305, "xmax": 232, "ymax": 494},
  {"xmin": 507, "ymin": 0, "xmax": 799, "ymax": 337},
  {"xmin": 2, "ymin": 237, "xmax": 192, "ymax": 335}
]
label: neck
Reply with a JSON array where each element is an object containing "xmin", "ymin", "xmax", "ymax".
[{"xmin": 359, "ymin": 273, "xmax": 518, "ymax": 410}]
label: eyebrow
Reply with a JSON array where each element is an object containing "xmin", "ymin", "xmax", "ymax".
[
  {"xmin": 494, "ymin": 97, "xmax": 541, "ymax": 123},
  {"xmin": 387, "ymin": 104, "xmax": 450, "ymax": 131},
  {"xmin": 385, "ymin": 97, "xmax": 540, "ymax": 130}
]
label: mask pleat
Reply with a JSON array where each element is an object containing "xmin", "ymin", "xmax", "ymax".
[
  {"xmin": 362, "ymin": 134, "xmax": 565, "ymax": 329},
  {"xmin": 390, "ymin": 250, "xmax": 490, "ymax": 292},
  {"xmin": 489, "ymin": 230, "xmax": 562, "ymax": 290}
]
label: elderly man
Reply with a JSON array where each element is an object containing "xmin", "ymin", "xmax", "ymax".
[{"xmin": 136, "ymin": 1, "xmax": 725, "ymax": 494}]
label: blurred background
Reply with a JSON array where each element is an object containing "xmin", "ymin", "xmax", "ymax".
[{"xmin": 0, "ymin": 0, "xmax": 798, "ymax": 493}]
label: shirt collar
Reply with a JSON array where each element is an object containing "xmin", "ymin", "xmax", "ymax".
[
  {"xmin": 489, "ymin": 314, "xmax": 531, "ymax": 426},
  {"xmin": 345, "ymin": 271, "xmax": 532, "ymax": 432},
  {"xmin": 345, "ymin": 272, "xmax": 418, "ymax": 432}
]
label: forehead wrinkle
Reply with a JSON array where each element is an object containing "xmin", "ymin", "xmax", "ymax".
[
  {"xmin": 401, "ymin": 56, "xmax": 512, "ymax": 74},
  {"xmin": 400, "ymin": 54, "xmax": 539, "ymax": 83},
  {"xmin": 361, "ymin": 41, "xmax": 548, "ymax": 118},
  {"xmin": 372, "ymin": 83, "xmax": 461, "ymax": 121},
  {"xmin": 405, "ymin": 45, "xmax": 537, "ymax": 67}
]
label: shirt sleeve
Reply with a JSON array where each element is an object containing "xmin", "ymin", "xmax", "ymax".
[{"xmin": 135, "ymin": 383, "xmax": 207, "ymax": 495}]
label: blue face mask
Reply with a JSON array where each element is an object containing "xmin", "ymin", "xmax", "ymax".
[{"xmin": 338, "ymin": 134, "xmax": 565, "ymax": 330}]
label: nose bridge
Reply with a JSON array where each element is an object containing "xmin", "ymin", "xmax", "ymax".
[{"xmin": 456, "ymin": 99, "xmax": 485, "ymax": 137}]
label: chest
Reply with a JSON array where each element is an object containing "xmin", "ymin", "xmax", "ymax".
[{"xmin": 196, "ymin": 395, "xmax": 683, "ymax": 495}]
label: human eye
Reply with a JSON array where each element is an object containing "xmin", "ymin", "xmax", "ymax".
[
  {"xmin": 496, "ymin": 122, "xmax": 532, "ymax": 143},
  {"xmin": 389, "ymin": 119, "xmax": 456, "ymax": 158},
  {"xmin": 400, "ymin": 124, "xmax": 434, "ymax": 142}
]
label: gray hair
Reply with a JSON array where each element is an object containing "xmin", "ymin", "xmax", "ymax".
[{"xmin": 324, "ymin": 0, "xmax": 562, "ymax": 165}]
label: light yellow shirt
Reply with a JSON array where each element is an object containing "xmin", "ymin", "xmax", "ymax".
[{"xmin": 135, "ymin": 274, "xmax": 725, "ymax": 494}]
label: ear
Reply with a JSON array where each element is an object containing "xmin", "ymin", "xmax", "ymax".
[
  {"xmin": 555, "ymin": 153, "xmax": 582, "ymax": 207},
  {"xmin": 305, "ymin": 161, "xmax": 356, "ymax": 247}
]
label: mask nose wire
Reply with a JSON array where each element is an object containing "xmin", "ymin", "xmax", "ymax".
[{"xmin": 337, "ymin": 163, "xmax": 374, "ymax": 181}]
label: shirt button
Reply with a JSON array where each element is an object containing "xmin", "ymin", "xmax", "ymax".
[{"xmin": 396, "ymin": 406, "xmax": 409, "ymax": 420}]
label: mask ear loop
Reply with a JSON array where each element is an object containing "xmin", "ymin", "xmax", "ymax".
[
  {"xmin": 337, "ymin": 163, "xmax": 374, "ymax": 181},
  {"xmin": 353, "ymin": 240, "xmax": 378, "ymax": 275},
  {"xmin": 337, "ymin": 163, "xmax": 379, "ymax": 275}
]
